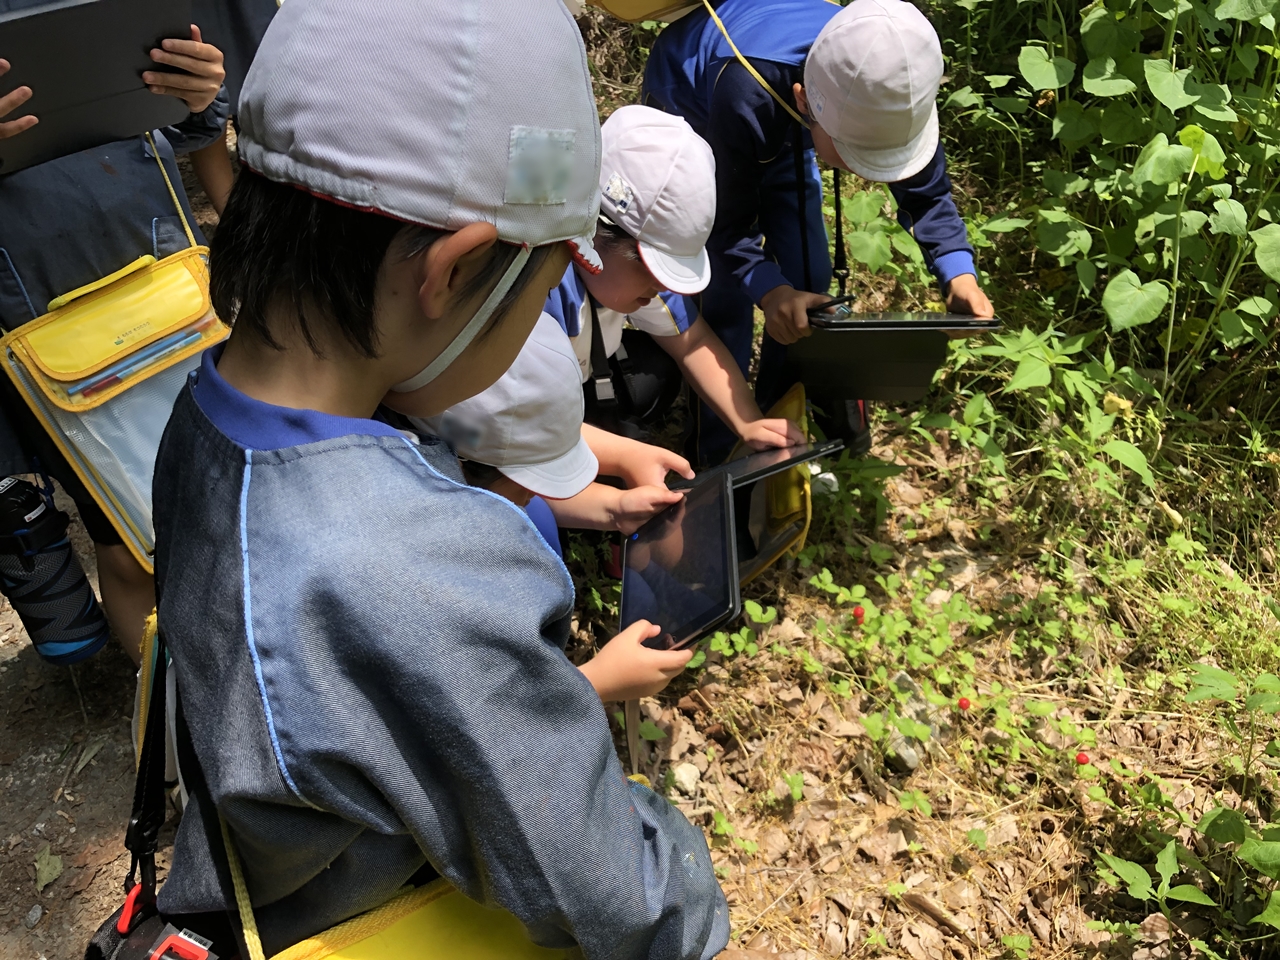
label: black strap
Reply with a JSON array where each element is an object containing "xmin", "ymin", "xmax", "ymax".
[
  {"xmin": 793, "ymin": 124, "xmax": 812, "ymax": 293},
  {"xmin": 832, "ymin": 168, "xmax": 849, "ymax": 297},
  {"xmin": 122, "ymin": 631, "xmax": 170, "ymax": 925},
  {"xmin": 586, "ymin": 298, "xmax": 618, "ymax": 408}
]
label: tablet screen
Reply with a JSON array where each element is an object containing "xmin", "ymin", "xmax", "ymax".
[
  {"xmin": 721, "ymin": 439, "xmax": 844, "ymax": 487},
  {"xmin": 620, "ymin": 473, "xmax": 737, "ymax": 650}
]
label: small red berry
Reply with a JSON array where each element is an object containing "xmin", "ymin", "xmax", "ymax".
[
  {"xmin": 852, "ymin": 605, "xmax": 865, "ymax": 618},
  {"xmin": 1076, "ymin": 752, "xmax": 1090, "ymax": 766},
  {"xmin": 957, "ymin": 697, "xmax": 971, "ymax": 711}
]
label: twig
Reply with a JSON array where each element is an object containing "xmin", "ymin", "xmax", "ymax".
[
  {"xmin": 738, "ymin": 849, "xmax": 843, "ymax": 934},
  {"xmin": 68, "ymin": 665, "xmax": 90, "ymax": 729}
]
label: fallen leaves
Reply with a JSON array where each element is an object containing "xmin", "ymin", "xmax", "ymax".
[{"xmin": 34, "ymin": 842, "xmax": 62, "ymax": 891}]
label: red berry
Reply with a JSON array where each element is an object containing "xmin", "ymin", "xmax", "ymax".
[
  {"xmin": 957, "ymin": 697, "xmax": 971, "ymax": 711},
  {"xmin": 852, "ymin": 605, "xmax": 865, "ymax": 618},
  {"xmin": 1076, "ymin": 752, "xmax": 1090, "ymax": 766}
]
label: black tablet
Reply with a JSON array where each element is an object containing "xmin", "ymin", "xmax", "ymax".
[
  {"xmin": 620, "ymin": 471, "xmax": 740, "ymax": 651},
  {"xmin": 0, "ymin": 0, "xmax": 192, "ymax": 175},
  {"xmin": 671, "ymin": 438, "xmax": 844, "ymax": 491},
  {"xmin": 789, "ymin": 326, "xmax": 953, "ymax": 403},
  {"xmin": 805, "ymin": 304, "xmax": 1003, "ymax": 333}
]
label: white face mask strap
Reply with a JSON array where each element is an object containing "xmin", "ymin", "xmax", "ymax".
[{"xmin": 391, "ymin": 245, "xmax": 532, "ymax": 393}]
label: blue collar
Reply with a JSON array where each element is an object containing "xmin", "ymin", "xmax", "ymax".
[{"xmin": 190, "ymin": 345, "xmax": 403, "ymax": 451}]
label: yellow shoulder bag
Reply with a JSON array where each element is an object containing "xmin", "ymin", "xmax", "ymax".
[{"xmin": 0, "ymin": 133, "xmax": 229, "ymax": 572}]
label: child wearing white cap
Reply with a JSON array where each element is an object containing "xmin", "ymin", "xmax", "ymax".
[
  {"xmin": 643, "ymin": 0, "xmax": 995, "ymax": 462},
  {"xmin": 149, "ymin": 0, "xmax": 728, "ymax": 955},
  {"xmin": 545, "ymin": 104, "xmax": 804, "ymax": 469}
]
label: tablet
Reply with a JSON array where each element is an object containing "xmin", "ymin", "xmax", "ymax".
[
  {"xmin": 789, "ymin": 326, "xmax": 951, "ymax": 403},
  {"xmin": 810, "ymin": 312, "xmax": 1002, "ymax": 332},
  {"xmin": 0, "ymin": 0, "xmax": 192, "ymax": 175},
  {"xmin": 670, "ymin": 438, "xmax": 844, "ymax": 491},
  {"xmin": 620, "ymin": 471, "xmax": 740, "ymax": 651}
]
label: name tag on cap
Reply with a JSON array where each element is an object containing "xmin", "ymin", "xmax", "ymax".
[{"xmin": 506, "ymin": 127, "xmax": 575, "ymax": 205}]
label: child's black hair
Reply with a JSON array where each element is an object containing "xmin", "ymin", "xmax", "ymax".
[
  {"xmin": 594, "ymin": 218, "xmax": 640, "ymax": 262},
  {"xmin": 210, "ymin": 169, "xmax": 555, "ymax": 359},
  {"xmin": 459, "ymin": 459, "xmax": 506, "ymax": 490}
]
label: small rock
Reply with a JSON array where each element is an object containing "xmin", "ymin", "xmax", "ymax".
[
  {"xmin": 923, "ymin": 588, "xmax": 952, "ymax": 608},
  {"xmin": 812, "ymin": 471, "xmax": 839, "ymax": 496},
  {"xmin": 23, "ymin": 904, "xmax": 42, "ymax": 929},
  {"xmin": 671, "ymin": 762, "xmax": 701, "ymax": 797}
]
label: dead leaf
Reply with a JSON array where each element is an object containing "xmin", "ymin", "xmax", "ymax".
[
  {"xmin": 67, "ymin": 864, "xmax": 98, "ymax": 898},
  {"xmin": 767, "ymin": 618, "xmax": 806, "ymax": 644},
  {"xmin": 760, "ymin": 826, "xmax": 790, "ymax": 865},
  {"xmin": 34, "ymin": 843, "xmax": 62, "ymax": 891},
  {"xmin": 73, "ymin": 735, "xmax": 108, "ymax": 776}
]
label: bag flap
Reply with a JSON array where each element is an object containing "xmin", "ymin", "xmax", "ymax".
[
  {"xmin": 588, "ymin": 0, "xmax": 698, "ymax": 21},
  {"xmin": 16, "ymin": 248, "xmax": 211, "ymax": 383}
]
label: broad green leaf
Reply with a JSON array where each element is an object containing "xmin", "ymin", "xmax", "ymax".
[
  {"xmin": 990, "ymin": 96, "xmax": 1030, "ymax": 115},
  {"xmin": 1255, "ymin": 673, "xmax": 1280, "ymax": 692},
  {"xmin": 1155, "ymin": 840, "xmax": 1178, "ymax": 894},
  {"xmin": 1198, "ymin": 806, "xmax": 1247, "ymax": 843},
  {"xmin": 981, "ymin": 215, "xmax": 1032, "ymax": 233},
  {"xmin": 1210, "ymin": 198, "xmax": 1248, "ymax": 235},
  {"xmin": 1179, "ymin": 124, "xmax": 1228, "ymax": 178},
  {"xmin": 1103, "ymin": 270, "xmax": 1169, "ymax": 331},
  {"xmin": 1245, "ymin": 691, "xmax": 1280, "ymax": 713},
  {"xmin": 1083, "ymin": 57, "xmax": 1138, "ymax": 96},
  {"xmin": 967, "ymin": 828, "xmax": 988, "ymax": 850},
  {"xmin": 1005, "ymin": 355, "xmax": 1052, "ymax": 391},
  {"xmin": 1081, "ymin": 7, "xmax": 1130, "ymax": 58},
  {"xmin": 1253, "ymin": 891, "xmax": 1280, "ymax": 929},
  {"xmin": 1239, "ymin": 839, "xmax": 1280, "ymax": 879},
  {"xmin": 985, "ymin": 74, "xmax": 1015, "ymax": 89},
  {"xmin": 842, "ymin": 190, "xmax": 884, "ymax": 224},
  {"xmin": 1190, "ymin": 81, "xmax": 1238, "ymax": 122},
  {"xmin": 1100, "ymin": 103, "xmax": 1145, "ymax": 144},
  {"xmin": 1102, "ymin": 439, "xmax": 1155, "ymax": 486},
  {"xmin": 1145, "ymin": 59, "xmax": 1200, "ymax": 110},
  {"xmin": 1038, "ymin": 209, "xmax": 1093, "ymax": 258},
  {"xmin": 1166, "ymin": 884, "xmax": 1217, "ymax": 905},
  {"xmin": 1187, "ymin": 664, "xmax": 1240, "ymax": 702},
  {"xmin": 1132, "ymin": 134, "xmax": 1194, "ymax": 185},
  {"xmin": 1053, "ymin": 100, "xmax": 1097, "ymax": 142},
  {"xmin": 1216, "ymin": 0, "xmax": 1278, "ymax": 19},
  {"xmin": 34, "ymin": 843, "xmax": 62, "ymax": 892},
  {"xmin": 1238, "ymin": 295, "xmax": 1275, "ymax": 316},
  {"xmin": 1251, "ymin": 223, "xmax": 1280, "ymax": 281},
  {"xmin": 637, "ymin": 719, "xmax": 666, "ymax": 741},
  {"xmin": 1098, "ymin": 853, "xmax": 1154, "ymax": 900},
  {"xmin": 846, "ymin": 230, "xmax": 892, "ymax": 273},
  {"xmin": 1018, "ymin": 45, "xmax": 1076, "ymax": 89}
]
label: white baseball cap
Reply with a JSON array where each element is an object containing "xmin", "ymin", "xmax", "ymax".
[
  {"xmin": 237, "ymin": 0, "xmax": 603, "ymax": 391},
  {"xmin": 598, "ymin": 105, "xmax": 716, "ymax": 296},
  {"xmin": 417, "ymin": 313, "xmax": 599, "ymax": 500},
  {"xmin": 804, "ymin": 0, "xmax": 943, "ymax": 183}
]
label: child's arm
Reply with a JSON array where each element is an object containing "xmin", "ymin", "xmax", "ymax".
[
  {"xmin": 578, "ymin": 620, "xmax": 693, "ymax": 702},
  {"xmin": 654, "ymin": 316, "xmax": 805, "ymax": 450},
  {"xmin": 581, "ymin": 422, "xmax": 693, "ymax": 488},
  {"xmin": 547, "ymin": 482, "xmax": 683, "ymax": 534}
]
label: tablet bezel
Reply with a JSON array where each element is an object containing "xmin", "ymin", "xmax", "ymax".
[
  {"xmin": 620, "ymin": 470, "xmax": 740, "ymax": 651},
  {"xmin": 808, "ymin": 313, "xmax": 1003, "ymax": 332},
  {"xmin": 670, "ymin": 438, "xmax": 845, "ymax": 491}
]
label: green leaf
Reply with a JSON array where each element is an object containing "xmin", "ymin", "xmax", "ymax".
[
  {"xmin": 637, "ymin": 719, "xmax": 667, "ymax": 741},
  {"xmin": 1239, "ymin": 839, "xmax": 1280, "ymax": 879},
  {"xmin": 842, "ymin": 190, "xmax": 884, "ymax": 224},
  {"xmin": 1100, "ymin": 102, "xmax": 1144, "ymax": 144},
  {"xmin": 985, "ymin": 74, "xmax": 1015, "ymax": 88},
  {"xmin": 1251, "ymin": 223, "xmax": 1280, "ymax": 281},
  {"xmin": 845, "ymin": 230, "xmax": 893, "ymax": 273},
  {"xmin": 1132, "ymin": 133, "xmax": 1195, "ymax": 185},
  {"xmin": 1253, "ymin": 891, "xmax": 1280, "ymax": 928},
  {"xmin": 1098, "ymin": 853, "xmax": 1154, "ymax": 900},
  {"xmin": 34, "ymin": 843, "xmax": 62, "ymax": 892},
  {"xmin": 1246, "ymin": 691, "xmax": 1280, "ymax": 713},
  {"xmin": 1166, "ymin": 884, "xmax": 1217, "ymax": 905},
  {"xmin": 1005, "ymin": 355, "xmax": 1052, "ymax": 391},
  {"xmin": 1053, "ymin": 100, "xmax": 1097, "ymax": 142},
  {"xmin": 1018, "ymin": 45, "xmax": 1075, "ymax": 89},
  {"xmin": 1081, "ymin": 7, "xmax": 1129, "ymax": 58},
  {"xmin": 1198, "ymin": 806, "xmax": 1247, "ymax": 843},
  {"xmin": 1083, "ymin": 57, "xmax": 1138, "ymax": 96},
  {"xmin": 1210, "ymin": 198, "xmax": 1248, "ymax": 235},
  {"xmin": 1155, "ymin": 840, "xmax": 1178, "ymax": 895},
  {"xmin": 1144, "ymin": 59, "xmax": 1200, "ymax": 110},
  {"xmin": 966, "ymin": 828, "xmax": 988, "ymax": 851},
  {"xmin": 783, "ymin": 771, "xmax": 804, "ymax": 802},
  {"xmin": 1216, "ymin": 0, "xmax": 1278, "ymax": 19},
  {"xmin": 1103, "ymin": 270, "xmax": 1169, "ymax": 331},
  {"xmin": 1102, "ymin": 439, "xmax": 1155, "ymax": 487},
  {"xmin": 1189, "ymin": 81, "xmax": 1238, "ymax": 123},
  {"xmin": 1187, "ymin": 664, "xmax": 1240, "ymax": 703},
  {"xmin": 1179, "ymin": 124, "xmax": 1228, "ymax": 178},
  {"xmin": 981, "ymin": 215, "xmax": 1032, "ymax": 233}
]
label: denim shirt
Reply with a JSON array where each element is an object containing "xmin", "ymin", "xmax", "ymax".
[{"xmin": 152, "ymin": 350, "xmax": 729, "ymax": 959}]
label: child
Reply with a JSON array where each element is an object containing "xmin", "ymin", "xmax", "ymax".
[
  {"xmin": 151, "ymin": 0, "xmax": 728, "ymax": 956},
  {"xmin": 545, "ymin": 104, "xmax": 804, "ymax": 465},
  {"xmin": 420, "ymin": 311, "xmax": 695, "ymax": 702},
  {"xmin": 643, "ymin": 0, "xmax": 995, "ymax": 460}
]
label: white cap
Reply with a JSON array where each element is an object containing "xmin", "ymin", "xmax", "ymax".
[
  {"xmin": 804, "ymin": 0, "xmax": 943, "ymax": 183},
  {"xmin": 598, "ymin": 105, "xmax": 716, "ymax": 295},
  {"xmin": 419, "ymin": 313, "xmax": 599, "ymax": 500},
  {"xmin": 238, "ymin": 0, "xmax": 603, "ymax": 269}
]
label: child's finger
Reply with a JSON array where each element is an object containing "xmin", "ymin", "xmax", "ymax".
[
  {"xmin": 160, "ymin": 37, "xmax": 222, "ymax": 63},
  {"xmin": 149, "ymin": 50, "xmax": 224, "ymax": 77}
]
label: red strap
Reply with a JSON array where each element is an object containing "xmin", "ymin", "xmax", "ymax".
[
  {"xmin": 116, "ymin": 883, "xmax": 144, "ymax": 935},
  {"xmin": 149, "ymin": 934, "xmax": 209, "ymax": 960}
]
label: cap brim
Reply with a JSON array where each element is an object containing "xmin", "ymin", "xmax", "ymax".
[
  {"xmin": 637, "ymin": 241, "xmax": 711, "ymax": 296},
  {"xmin": 500, "ymin": 437, "xmax": 599, "ymax": 500},
  {"xmin": 568, "ymin": 234, "xmax": 603, "ymax": 275},
  {"xmin": 833, "ymin": 106, "xmax": 939, "ymax": 183}
]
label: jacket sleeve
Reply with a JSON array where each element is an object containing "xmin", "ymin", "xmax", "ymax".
[
  {"xmin": 298, "ymin": 468, "xmax": 729, "ymax": 959},
  {"xmin": 886, "ymin": 142, "xmax": 976, "ymax": 288},
  {"xmin": 704, "ymin": 60, "xmax": 798, "ymax": 306},
  {"xmin": 159, "ymin": 86, "xmax": 231, "ymax": 154}
]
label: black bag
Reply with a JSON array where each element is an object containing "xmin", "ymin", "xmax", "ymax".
[{"xmin": 582, "ymin": 299, "xmax": 683, "ymax": 440}]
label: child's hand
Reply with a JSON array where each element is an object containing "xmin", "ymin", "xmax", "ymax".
[
  {"xmin": 0, "ymin": 61, "xmax": 36, "ymax": 140},
  {"xmin": 610, "ymin": 485, "xmax": 684, "ymax": 535},
  {"xmin": 578, "ymin": 620, "xmax": 693, "ymax": 702},
  {"xmin": 143, "ymin": 25, "xmax": 226, "ymax": 114},
  {"xmin": 618, "ymin": 442, "xmax": 693, "ymax": 489},
  {"xmin": 740, "ymin": 417, "xmax": 805, "ymax": 451},
  {"xmin": 945, "ymin": 274, "xmax": 994, "ymax": 319}
]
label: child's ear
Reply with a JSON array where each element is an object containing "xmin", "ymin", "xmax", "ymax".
[
  {"xmin": 417, "ymin": 222, "xmax": 501, "ymax": 319},
  {"xmin": 793, "ymin": 83, "xmax": 809, "ymax": 116}
]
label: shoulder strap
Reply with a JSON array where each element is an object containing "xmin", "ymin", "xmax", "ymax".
[
  {"xmin": 220, "ymin": 816, "xmax": 267, "ymax": 960},
  {"xmin": 144, "ymin": 131, "xmax": 200, "ymax": 251},
  {"xmin": 702, "ymin": 0, "xmax": 807, "ymax": 128},
  {"xmin": 587, "ymin": 299, "xmax": 618, "ymax": 407}
]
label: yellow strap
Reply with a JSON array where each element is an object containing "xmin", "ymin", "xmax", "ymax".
[
  {"xmin": 220, "ymin": 815, "xmax": 268, "ymax": 960},
  {"xmin": 133, "ymin": 610, "xmax": 160, "ymax": 766},
  {"xmin": 702, "ymin": 0, "xmax": 807, "ymax": 128},
  {"xmin": 144, "ymin": 131, "xmax": 199, "ymax": 251}
]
